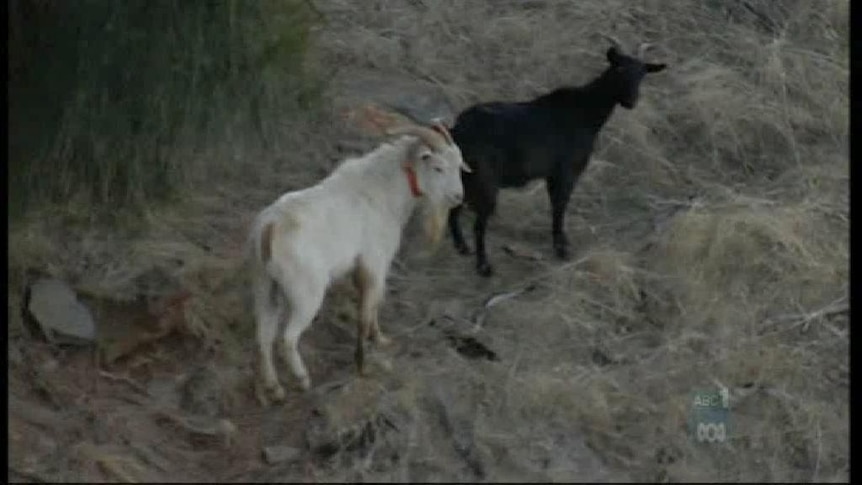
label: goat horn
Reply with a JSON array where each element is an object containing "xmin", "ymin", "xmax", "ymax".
[
  {"xmin": 430, "ymin": 120, "xmax": 455, "ymax": 146},
  {"xmin": 386, "ymin": 124, "xmax": 447, "ymax": 152},
  {"xmin": 637, "ymin": 42, "xmax": 652, "ymax": 59},
  {"xmin": 602, "ymin": 34, "xmax": 625, "ymax": 52}
]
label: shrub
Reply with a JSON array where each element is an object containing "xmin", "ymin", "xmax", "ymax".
[{"xmin": 8, "ymin": 0, "xmax": 321, "ymax": 219}]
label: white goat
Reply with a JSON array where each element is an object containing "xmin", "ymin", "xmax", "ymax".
[{"xmin": 248, "ymin": 120, "xmax": 470, "ymax": 404}]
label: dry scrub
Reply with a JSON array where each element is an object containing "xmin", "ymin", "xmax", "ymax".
[{"xmin": 8, "ymin": 0, "xmax": 847, "ymax": 482}]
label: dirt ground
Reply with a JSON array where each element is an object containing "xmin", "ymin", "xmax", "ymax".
[{"xmin": 8, "ymin": 0, "xmax": 848, "ymax": 482}]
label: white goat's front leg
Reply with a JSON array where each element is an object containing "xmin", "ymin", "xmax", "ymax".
[
  {"xmin": 353, "ymin": 262, "xmax": 388, "ymax": 376},
  {"xmin": 367, "ymin": 262, "xmax": 393, "ymax": 347},
  {"xmin": 279, "ymin": 275, "xmax": 325, "ymax": 392},
  {"xmin": 368, "ymin": 292, "xmax": 391, "ymax": 347},
  {"xmin": 254, "ymin": 276, "xmax": 286, "ymax": 405},
  {"xmin": 370, "ymin": 315, "xmax": 391, "ymax": 346},
  {"xmin": 365, "ymin": 268, "xmax": 392, "ymax": 346}
]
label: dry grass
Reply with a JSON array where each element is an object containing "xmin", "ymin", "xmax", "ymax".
[{"xmin": 7, "ymin": 0, "xmax": 847, "ymax": 482}]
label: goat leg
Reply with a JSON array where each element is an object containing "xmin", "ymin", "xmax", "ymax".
[
  {"xmin": 547, "ymin": 174, "xmax": 575, "ymax": 260},
  {"xmin": 551, "ymin": 203, "xmax": 571, "ymax": 260},
  {"xmin": 449, "ymin": 205, "xmax": 472, "ymax": 255},
  {"xmin": 355, "ymin": 321, "xmax": 368, "ymax": 376},
  {"xmin": 354, "ymin": 265, "xmax": 381, "ymax": 375},
  {"xmin": 368, "ymin": 302, "xmax": 391, "ymax": 347},
  {"xmin": 473, "ymin": 215, "xmax": 494, "ymax": 277},
  {"xmin": 552, "ymin": 232, "xmax": 570, "ymax": 260}
]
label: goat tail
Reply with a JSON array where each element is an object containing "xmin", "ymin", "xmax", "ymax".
[
  {"xmin": 260, "ymin": 221, "xmax": 276, "ymax": 264},
  {"xmin": 246, "ymin": 215, "xmax": 278, "ymax": 270},
  {"xmin": 253, "ymin": 211, "xmax": 301, "ymax": 267}
]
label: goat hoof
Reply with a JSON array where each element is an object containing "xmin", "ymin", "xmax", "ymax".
[
  {"xmin": 299, "ymin": 376, "xmax": 311, "ymax": 392},
  {"xmin": 553, "ymin": 240, "xmax": 570, "ymax": 260},
  {"xmin": 374, "ymin": 334, "xmax": 393, "ymax": 347},
  {"xmin": 257, "ymin": 381, "xmax": 286, "ymax": 406},
  {"xmin": 554, "ymin": 246, "xmax": 570, "ymax": 260},
  {"xmin": 255, "ymin": 384, "xmax": 270, "ymax": 407},
  {"xmin": 271, "ymin": 384, "xmax": 287, "ymax": 402},
  {"xmin": 455, "ymin": 242, "xmax": 473, "ymax": 255},
  {"xmin": 476, "ymin": 262, "xmax": 494, "ymax": 277}
]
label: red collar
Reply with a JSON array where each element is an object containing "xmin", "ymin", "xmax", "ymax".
[{"xmin": 404, "ymin": 164, "xmax": 423, "ymax": 197}]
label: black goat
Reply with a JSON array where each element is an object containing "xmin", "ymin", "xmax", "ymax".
[{"xmin": 448, "ymin": 40, "xmax": 667, "ymax": 276}]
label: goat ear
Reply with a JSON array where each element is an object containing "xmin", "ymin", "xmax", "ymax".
[{"xmin": 646, "ymin": 63, "xmax": 667, "ymax": 73}]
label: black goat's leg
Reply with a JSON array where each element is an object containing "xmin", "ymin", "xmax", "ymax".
[
  {"xmin": 449, "ymin": 205, "xmax": 472, "ymax": 255},
  {"xmin": 473, "ymin": 214, "xmax": 494, "ymax": 277},
  {"xmin": 547, "ymin": 174, "xmax": 575, "ymax": 260},
  {"xmin": 551, "ymin": 204, "xmax": 570, "ymax": 260}
]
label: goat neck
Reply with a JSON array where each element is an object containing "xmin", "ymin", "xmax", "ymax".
[
  {"xmin": 574, "ymin": 69, "xmax": 622, "ymax": 130},
  {"xmin": 357, "ymin": 138, "xmax": 424, "ymax": 228}
]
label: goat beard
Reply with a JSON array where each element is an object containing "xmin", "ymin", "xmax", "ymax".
[{"xmin": 420, "ymin": 201, "xmax": 450, "ymax": 251}]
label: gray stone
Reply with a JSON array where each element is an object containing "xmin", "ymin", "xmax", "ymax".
[
  {"xmin": 262, "ymin": 445, "xmax": 302, "ymax": 465},
  {"xmin": 27, "ymin": 278, "xmax": 96, "ymax": 344},
  {"xmin": 39, "ymin": 358, "xmax": 59, "ymax": 373},
  {"xmin": 336, "ymin": 71, "xmax": 456, "ymax": 126},
  {"xmin": 179, "ymin": 366, "xmax": 225, "ymax": 417},
  {"xmin": 146, "ymin": 376, "xmax": 183, "ymax": 409},
  {"xmin": 304, "ymin": 380, "xmax": 413, "ymax": 468}
]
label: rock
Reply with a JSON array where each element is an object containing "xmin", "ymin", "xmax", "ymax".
[
  {"xmin": 27, "ymin": 278, "xmax": 96, "ymax": 344},
  {"xmin": 304, "ymin": 380, "xmax": 412, "ymax": 466},
  {"xmin": 262, "ymin": 445, "xmax": 301, "ymax": 465},
  {"xmin": 442, "ymin": 330, "xmax": 498, "ymax": 362},
  {"xmin": 146, "ymin": 376, "xmax": 183, "ymax": 409},
  {"xmin": 336, "ymin": 71, "xmax": 456, "ymax": 129},
  {"xmin": 39, "ymin": 358, "xmax": 59, "ymax": 373},
  {"xmin": 180, "ymin": 366, "xmax": 226, "ymax": 417},
  {"xmin": 153, "ymin": 410, "xmax": 237, "ymax": 447},
  {"xmin": 90, "ymin": 289, "xmax": 190, "ymax": 365}
]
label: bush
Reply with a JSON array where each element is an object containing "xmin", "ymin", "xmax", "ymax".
[{"xmin": 8, "ymin": 0, "xmax": 321, "ymax": 220}]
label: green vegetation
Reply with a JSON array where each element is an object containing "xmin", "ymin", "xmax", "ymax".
[{"xmin": 8, "ymin": 0, "xmax": 322, "ymax": 220}]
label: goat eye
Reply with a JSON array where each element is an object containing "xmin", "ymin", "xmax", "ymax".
[
  {"xmin": 433, "ymin": 166, "xmax": 444, "ymax": 173},
  {"xmin": 421, "ymin": 153, "xmax": 432, "ymax": 161}
]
